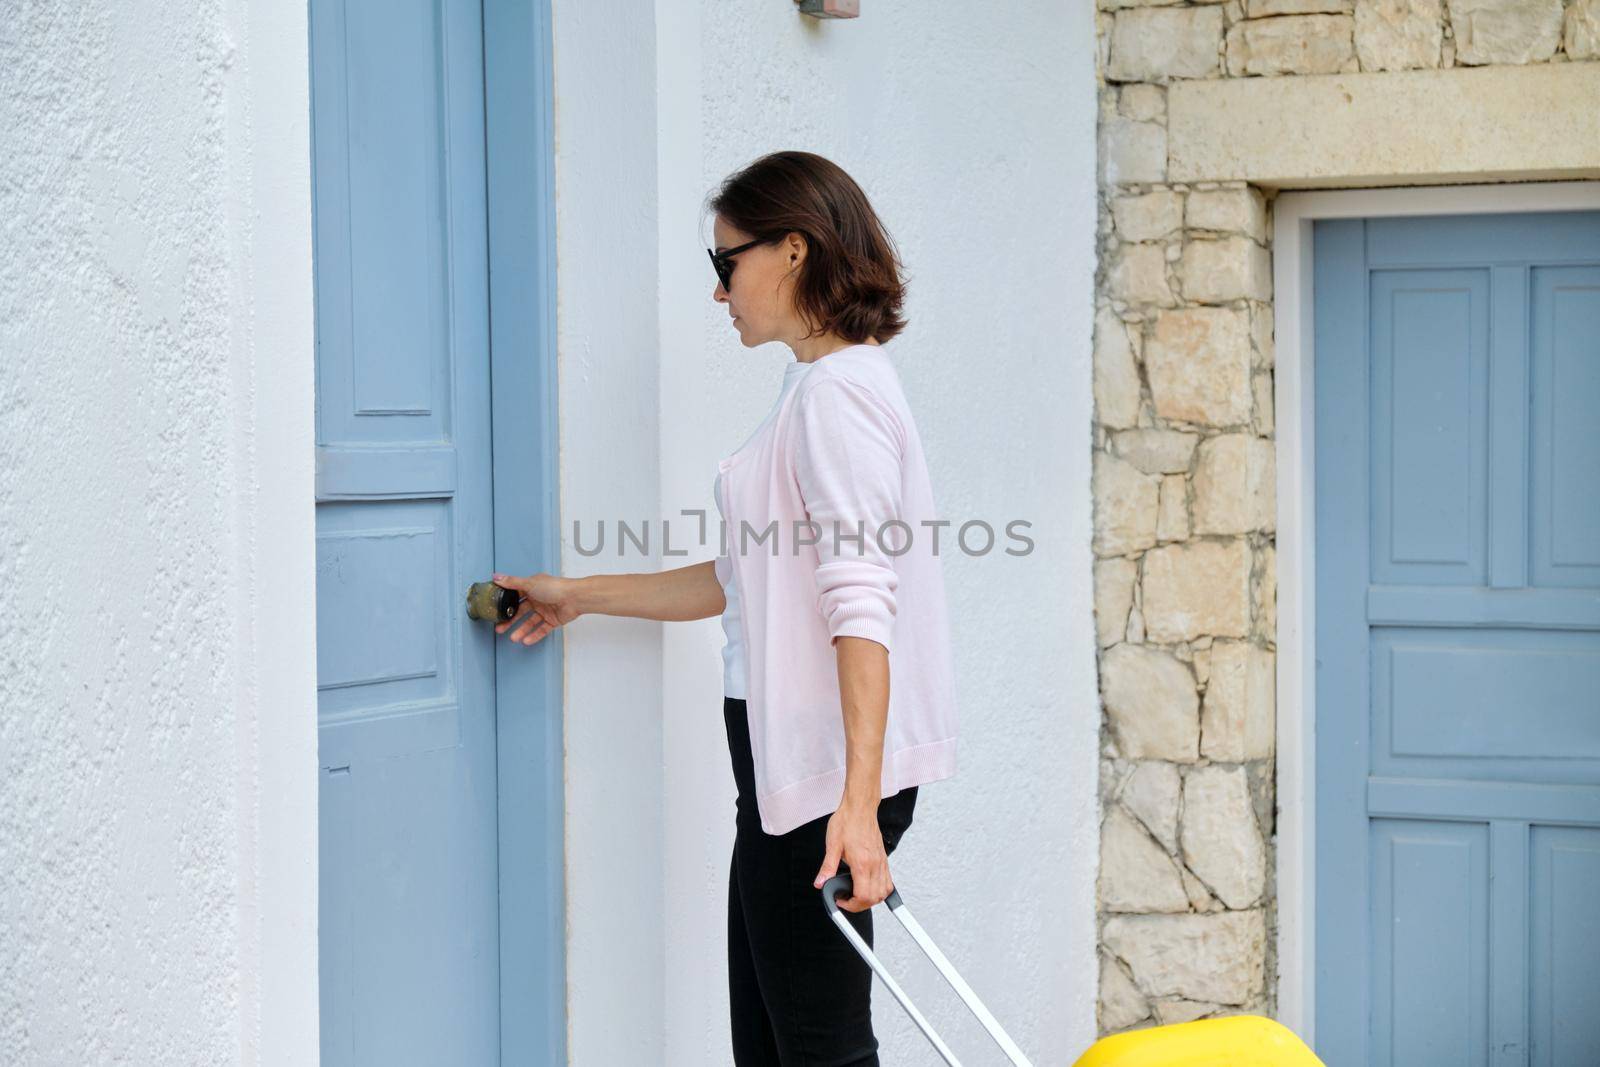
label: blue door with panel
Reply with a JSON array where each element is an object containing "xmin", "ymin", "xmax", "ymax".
[
  {"xmin": 311, "ymin": 0, "xmax": 508, "ymax": 1061},
  {"xmin": 1314, "ymin": 210, "xmax": 1600, "ymax": 1066}
]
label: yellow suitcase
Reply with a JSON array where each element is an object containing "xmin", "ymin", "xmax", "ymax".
[{"xmin": 1072, "ymin": 1015, "xmax": 1325, "ymax": 1067}]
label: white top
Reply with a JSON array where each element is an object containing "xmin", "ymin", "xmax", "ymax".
[{"xmin": 714, "ymin": 358, "xmax": 816, "ymax": 699}]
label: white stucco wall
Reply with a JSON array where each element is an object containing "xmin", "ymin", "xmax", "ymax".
[
  {"xmin": 547, "ymin": 2, "xmax": 667, "ymax": 1064},
  {"xmin": 557, "ymin": 2, "xmax": 1100, "ymax": 1061},
  {"xmin": 0, "ymin": 4, "xmax": 318, "ymax": 1064}
]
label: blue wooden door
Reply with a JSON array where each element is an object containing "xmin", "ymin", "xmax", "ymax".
[
  {"xmin": 310, "ymin": 1, "xmax": 501, "ymax": 1061},
  {"xmin": 1314, "ymin": 210, "xmax": 1600, "ymax": 1066}
]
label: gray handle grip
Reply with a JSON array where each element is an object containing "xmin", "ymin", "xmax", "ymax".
[{"xmin": 820, "ymin": 872, "xmax": 903, "ymax": 914}]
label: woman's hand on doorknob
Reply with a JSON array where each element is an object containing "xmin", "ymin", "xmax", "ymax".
[{"xmin": 490, "ymin": 573, "xmax": 582, "ymax": 646}]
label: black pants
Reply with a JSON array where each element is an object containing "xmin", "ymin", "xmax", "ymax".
[{"xmin": 724, "ymin": 696, "xmax": 918, "ymax": 1066}]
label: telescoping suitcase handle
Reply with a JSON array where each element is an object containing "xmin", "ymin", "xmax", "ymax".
[{"xmin": 822, "ymin": 873, "xmax": 1034, "ymax": 1067}]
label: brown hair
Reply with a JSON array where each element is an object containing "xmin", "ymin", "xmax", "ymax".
[{"xmin": 706, "ymin": 150, "xmax": 908, "ymax": 344}]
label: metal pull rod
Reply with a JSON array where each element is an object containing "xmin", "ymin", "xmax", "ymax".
[{"xmin": 822, "ymin": 874, "xmax": 1033, "ymax": 1067}]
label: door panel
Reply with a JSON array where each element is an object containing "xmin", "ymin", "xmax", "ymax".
[
  {"xmin": 1530, "ymin": 266, "xmax": 1600, "ymax": 590},
  {"xmin": 1368, "ymin": 269, "xmax": 1489, "ymax": 585},
  {"xmin": 311, "ymin": 0, "xmax": 500, "ymax": 1062},
  {"xmin": 1314, "ymin": 210, "xmax": 1600, "ymax": 1067},
  {"xmin": 1368, "ymin": 820, "xmax": 1489, "ymax": 1066},
  {"xmin": 1528, "ymin": 826, "xmax": 1600, "ymax": 1067}
]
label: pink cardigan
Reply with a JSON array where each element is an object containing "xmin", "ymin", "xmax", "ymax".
[{"xmin": 714, "ymin": 343, "xmax": 959, "ymax": 835}]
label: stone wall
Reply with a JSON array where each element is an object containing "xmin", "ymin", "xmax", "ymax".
[{"xmin": 1090, "ymin": 0, "xmax": 1597, "ymax": 1035}]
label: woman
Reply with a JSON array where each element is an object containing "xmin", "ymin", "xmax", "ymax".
[{"xmin": 490, "ymin": 150, "xmax": 959, "ymax": 1066}]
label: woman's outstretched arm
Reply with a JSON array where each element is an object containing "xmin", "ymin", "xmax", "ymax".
[
  {"xmin": 491, "ymin": 559, "xmax": 726, "ymax": 646},
  {"xmin": 575, "ymin": 559, "xmax": 727, "ymax": 622}
]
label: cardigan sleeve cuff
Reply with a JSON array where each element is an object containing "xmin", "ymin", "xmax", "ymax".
[
  {"xmin": 828, "ymin": 614, "xmax": 895, "ymax": 653},
  {"xmin": 814, "ymin": 559, "xmax": 897, "ymax": 653}
]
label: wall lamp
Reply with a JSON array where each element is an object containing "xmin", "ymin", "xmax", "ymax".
[{"xmin": 796, "ymin": 0, "xmax": 860, "ymax": 17}]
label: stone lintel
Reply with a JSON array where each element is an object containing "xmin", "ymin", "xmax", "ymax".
[{"xmin": 1168, "ymin": 62, "xmax": 1600, "ymax": 188}]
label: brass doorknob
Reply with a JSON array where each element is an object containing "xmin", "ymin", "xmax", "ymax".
[{"xmin": 465, "ymin": 580, "xmax": 522, "ymax": 622}]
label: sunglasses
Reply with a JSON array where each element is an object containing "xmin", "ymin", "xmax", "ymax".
[{"xmin": 706, "ymin": 236, "xmax": 769, "ymax": 292}]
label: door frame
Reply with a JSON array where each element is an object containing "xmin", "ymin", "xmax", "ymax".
[
  {"xmin": 1271, "ymin": 179, "xmax": 1600, "ymax": 1046},
  {"xmin": 482, "ymin": 0, "xmax": 565, "ymax": 1062}
]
